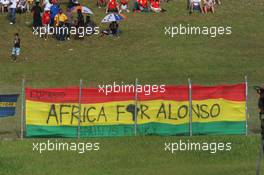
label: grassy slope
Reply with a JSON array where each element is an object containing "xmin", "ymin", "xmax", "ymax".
[
  {"xmin": 0, "ymin": 136, "xmax": 263, "ymax": 175},
  {"xmin": 0, "ymin": 0, "xmax": 263, "ymax": 135},
  {"xmin": 0, "ymin": 0, "xmax": 264, "ymax": 174}
]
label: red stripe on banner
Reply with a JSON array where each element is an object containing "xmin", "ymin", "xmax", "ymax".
[
  {"xmin": 192, "ymin": 84, "xmax": 245, "ymax": 101},
  {"xmin": 25, "ymin": 87, "xmax": 80, "ymax": 103},
  {"xmin": 25, "ymin": 84, "xmax": 245, "ymax": 103}
]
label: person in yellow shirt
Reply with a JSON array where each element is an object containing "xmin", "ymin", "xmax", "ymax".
[{"xmin": 54, "ymin": 8, "xmax": 68, "ymax": 27}]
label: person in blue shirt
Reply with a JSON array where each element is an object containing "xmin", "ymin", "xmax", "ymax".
[{"xmin": 50, "ymin": 2, "xmax": 59, "ymax": 26}]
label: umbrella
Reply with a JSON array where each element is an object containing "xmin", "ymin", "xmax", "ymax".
[
  {"xmin": 71, "ymin": 5, "xmax": 93, "ymax": 14},
  {"xmin": 101, "ymin": 13, "xmax": 124, "ymax": 23}
]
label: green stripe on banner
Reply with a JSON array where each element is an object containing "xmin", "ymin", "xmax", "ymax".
[
  {"xmin": 26, "ymin": 121, "xmax": 245, "ymax": 138},
  {"xmin": 192, "ymin": 121, "xmax": 246, "ymax": 135}
]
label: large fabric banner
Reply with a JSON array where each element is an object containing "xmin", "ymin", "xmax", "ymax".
[
  {"xmin": 0, "ymin": 94, "xmax": 19, "ymax": 117},
  {"xmin": 25, "ymin": 84, "xmax": 246, "ymax": 137}
]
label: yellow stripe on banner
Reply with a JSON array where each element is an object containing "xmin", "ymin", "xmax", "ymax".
[
  {"xmin": 26, "ymin": 99, "xmax": 246, "ymax": 126},
  {"xmin": 0, "ymin": 102, "xmax": 16, "ymax": 107}
]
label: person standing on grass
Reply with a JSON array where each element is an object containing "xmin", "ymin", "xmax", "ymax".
[
  {"xmin": 42, "ymin": 9, "xmax": 51, "ymax": 40},
  {"xmin": 50, "ymin": 2, "xmax": 59, "ymax": 26},
  {"xmin": 11, "ymin": 33, "xmax": 20, "ymax": 62},
  {"xmin": 31, "ymin": 0, "xmax": 42, "ymax": 29},
  {"xmin": 8, "ymin": 0, "xmax": 17, "ymax": 24}
]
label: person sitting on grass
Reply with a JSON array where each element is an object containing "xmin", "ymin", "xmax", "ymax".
[
  {"xmin": 101, "ymin": 21, "xmax": 119, "ymax": 37},
  {"xmin": 0, "ymin": 0, "xmax": 10, "ymax": 13},
  {"xmin": 150, "ymin": 0, "xmax": 166, "ymax": 13},
  {"xmin": 189, "ymin": 0, "xmax": 203, "ymax": 14},
  {"xmin": 11, "ymin": 33, "xmax": 20, "ymax": 62},
  {"xmin": 16, "ymin": 0, "xmax": 28, "ymax": 13},
  {"xmin": 119, "ymin": 0, "xmax": 129, "ymax": 13},
  {"xmin": 203, "ymin": 0, "xmax": 214, "ymax": 14},
  {"xmin": 109, "ymin": 21, "xmax": 119, "ymax": 36},
  {"xmin": 133, "ymin": 0, "xmax": 149, "ymax": 12},
  {"xmin": 106, "ymin": 0, "xmax": 119, "ymax": 13},
  {"xmin": 85, "ymin": 15, "xmax": 96, "ymax": 35}
]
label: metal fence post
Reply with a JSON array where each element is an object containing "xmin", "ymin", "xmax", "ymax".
[
  {"xmin": 78, "ymin": 79, "xmax": 83, "ymax": 139},
  {"xmin": 245, "ymin": 75, "xmax": 249, "ymax": 136},
  {"xmin": 134, "ymin": 78, "xmax": 138, "ymax": 136},
  {"xmin": 20, "ymin": 78, "xmax": 25, "ymax": 140},
  {"xmin": 188, "ymin": 78, "xmax": 192, "ymax": 136}
]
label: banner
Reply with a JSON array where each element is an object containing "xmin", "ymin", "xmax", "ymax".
[
  {"xmin": 0, "ymin": 94, "xmax": 19, "ymax": 117},
  {"xmin": 25, "ymin": 84, "xmax": 246, "ymax": 137}
]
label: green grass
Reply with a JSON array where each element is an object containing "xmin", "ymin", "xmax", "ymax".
[
  {"xmin": 0, "ymin": 0, "xmax": 264, "ymax": 174},
  {"xmin": 0, "ymin": 136, "xmax": 264, "ymax": 175}
]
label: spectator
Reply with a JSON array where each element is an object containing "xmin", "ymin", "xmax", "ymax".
[
  {"xmin": 26, "ymin": 0, "xmax": 33, "ymax": 12},
  {"xmin": 150, "ymin": 0, "xmax": 161, "ymax": 13},
  {"xmin": 42, "ymin": 9, "xmax": 50, "ymax": 40},
  {"xmin": 54, "ymin": 8, "xmax": 67, "ymax": 40},
  {"xmin": 189, "ymin": 0, "xmax": 203, "ymax": 14},
  {"xmin": 65, "ymin": 8, "xmax": 74, "ymax": 40},
  {"xmin": 8, "ymin": 0, "xmax": 17, "ymax": 24},
  {"xmin": 42, "ymin": 0, "xmax": 52, "ymax": 12},
  {"xmin": 85, "ymin": 15, "xmax": 96, "ymax": 35},
  {"xmin": 31, "ymin": 0, "xmax": 42, "ymax": 28},
  {"xmin": 133, "ymin": 0, "xmax": 149, "ymax": 12},
  {"xmin": 119, "ymin": 0, "xmax": 129, "ymax": 13},
  {"xmin": 0, "ymin": 0, "xmax": 10, "ymax": 13},
  {"xmin": 76, "ymin": 8, "xmax": 84, "ymax": 27},
  {"xmin": 106, "ymin": 0, "xmax": 119, "ymax": 13},
  {"xmin": 54, "ymin": 8, "xmax": 67, "ymax": 26},
  {"xmin": 203, "ymin": 0, "xmax": 214, "ymax": 14},
  {"xmin": 109, "ymin": 21, "xmax": 119, "ymax": 36},
  {"xmin": 85, "ymin": 15, "xmax": 96, "ymax": 28},
  {"xmin": 11, "ymin": 33, "xmax": 20, "ymax": 62},
  {"xmin": 17, "ymin": 0, "xmax": 28, "ymax": 13},
  {"xmin": 75, "ymin": 9, "xmax": 84, "ymax": 39},
  {"xmin": 50, "ymin": 2, "xmax": 59, "ymax": 26}
]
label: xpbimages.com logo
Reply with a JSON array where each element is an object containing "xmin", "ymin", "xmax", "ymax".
[
  {"xmin": 98, "ymin": 82, "xmax": 166, "ymax": 95},
  {"xmin": 32, "ymin": 140, "xmax": 100, "ymax": 154},
  {"xmin": 164, "ymin": 24, "xmax": 232, "ymax": 38},
  {"xmin": 32, "ymin": 26, "xmax": 100, "ymax": 38}
]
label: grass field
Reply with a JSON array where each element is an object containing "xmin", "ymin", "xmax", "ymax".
[{"xmin": 0, "ymin": 0, "xmax": 264, "ymax": 174}]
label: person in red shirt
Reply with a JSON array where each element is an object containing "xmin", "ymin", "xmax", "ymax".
[
  {"xmin": 41, "ymin": 10, "xmax": 50, "ymax": 40},
  {"xmin": 106, "ymin": 0, "xmax": 119, "ymax": 13},
  {"xmin": 141, "ymin": 0, "xmax": 148, "ymax": 8},
  {"xmin": 133, "ymin": 0, "xmax": 149, "ymax": 12},
  {"xmin": 150, "ymin": 0, "xmax": 161, "ymax": 12}
]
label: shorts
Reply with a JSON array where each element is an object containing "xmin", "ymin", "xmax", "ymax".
[
  {"xmin": 193, "ymin": 5, "xmax": 201, "ymax": 10},
  {"xmin": 12, "ymin": 47, "xmax": 20, "ymax": 56}
]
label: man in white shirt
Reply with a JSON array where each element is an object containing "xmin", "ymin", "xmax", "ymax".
[{"xmin": 8, "ymin": 0, "xmax": 17, "ymax": 24}]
